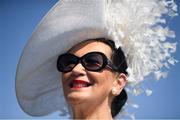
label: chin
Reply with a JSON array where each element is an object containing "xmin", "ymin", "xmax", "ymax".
[{"xmin": 66, "ymin": 93, "xmax": 90, "ymax": 105}]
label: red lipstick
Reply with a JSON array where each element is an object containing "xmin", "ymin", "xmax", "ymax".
[{"xmin": 69, "ymin": 80, "xmax": 92, "ymax": 89}]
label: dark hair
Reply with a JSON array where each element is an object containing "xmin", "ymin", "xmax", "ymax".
[{"xmin": 96, "ymin": 38, "xmax": 128, "ymax": 117}]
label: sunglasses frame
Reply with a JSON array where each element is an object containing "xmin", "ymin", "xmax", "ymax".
[{"xmin": 57, "ymin": 52, "xmax": 116, "ymax": 73}]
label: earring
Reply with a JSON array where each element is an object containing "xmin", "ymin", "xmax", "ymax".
[{"xmin": 112, "ymin": 88, "xmax": 117, "ymax": 95}]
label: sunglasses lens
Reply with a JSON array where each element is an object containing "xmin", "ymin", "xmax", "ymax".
[
  {"xmin": 57, "ymin": 54, "xmax": 78, "ymax": 72},
  {"xmin": 82, "ymin": 53, "xmax": 104, "ymax": 71}
]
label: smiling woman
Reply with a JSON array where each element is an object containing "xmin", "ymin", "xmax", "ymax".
[
  {"xmin": 15, "ymin": 0, "xmax": 178, "ymax": 119},
  {"xmin": 59, "ymin": 39, "xmax": 128, "ymax": 119}
]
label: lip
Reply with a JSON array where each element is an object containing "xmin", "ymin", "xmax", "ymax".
[{"xmin": 69, "ymin": 80, "xmax": 92, "ymax": 89}]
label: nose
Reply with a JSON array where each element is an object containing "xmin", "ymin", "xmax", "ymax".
[{"xmin": 71, "ymin": 62, "xmax": 86, "ymax": 76}]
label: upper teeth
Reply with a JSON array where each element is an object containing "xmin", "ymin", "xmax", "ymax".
[{"xmin": 72, "ymin": 83, "xmax": 88, "ymax": 87}]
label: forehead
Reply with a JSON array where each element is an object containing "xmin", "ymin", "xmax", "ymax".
[{"xmin": 68, "ymin": 40, "xmax": 112, "ymax": 58}]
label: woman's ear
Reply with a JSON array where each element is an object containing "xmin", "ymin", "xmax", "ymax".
[{"xmin": 112, "ymin": 73, "xmax": 127, "ymax": 96}]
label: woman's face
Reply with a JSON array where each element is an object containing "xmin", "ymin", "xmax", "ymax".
[{"xmin": 61, "ymin": 40, "xmax": 119, "ymax": 107}]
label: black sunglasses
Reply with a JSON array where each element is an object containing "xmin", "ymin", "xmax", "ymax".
[{"xmin": 57, "ymin": 52, "xmax": 117, "ymax": 73}]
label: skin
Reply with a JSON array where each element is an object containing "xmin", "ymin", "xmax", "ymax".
[{"xmin": 61, "ymin": 40, "xmax": 126, "ymax": 119}]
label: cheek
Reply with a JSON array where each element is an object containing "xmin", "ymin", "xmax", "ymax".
[
  {"xmin": 88, "ymin": 71, "xmax": 115, "ymax": 92},
  {"xmin": 99, "ymin": 71, "xmax": 114, "ymax": 84},
  {"xmin": 61, "ymin": 73, "xmax": 70, "ymax": 94},
  {"xmin": 62, "ymin": 73, "xmax": 70, "ymax": 83},
  {"xmin": 85, "ymin": 71, "xmax": 115, "ymax": 103},
  {"xmin": 61, "ymin": 74, "xmax": 66, "ymax": 85}
]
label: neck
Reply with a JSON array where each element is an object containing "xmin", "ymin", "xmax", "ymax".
[{"xmin": 71, "ymin": 98, "xmax": 113, "ymax": 120}]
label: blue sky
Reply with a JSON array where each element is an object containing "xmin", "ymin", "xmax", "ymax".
[{"xmin": 0, "ymin": 0, "xmax": 180, "ymax": 119}]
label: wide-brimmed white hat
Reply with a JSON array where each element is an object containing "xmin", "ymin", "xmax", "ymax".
[{"xmin": 16, "ymin": 0, "xmax": 178, "ymax": 117}]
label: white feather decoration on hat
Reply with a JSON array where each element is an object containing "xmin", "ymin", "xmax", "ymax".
[
  {"xmin": 105, "ymin": 1, "xmax": 177, "ymax": 118},
  {"xmin": 105, "ymin": 0, "xmax": 178, "ymax": 84}
]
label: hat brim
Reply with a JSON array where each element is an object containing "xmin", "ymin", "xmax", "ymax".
[{"xmin": 15, "ymin": 0, "xmax": 111, "ymax": 116}]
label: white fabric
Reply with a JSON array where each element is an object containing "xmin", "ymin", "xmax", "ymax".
[{"xmin": 16, "ymin": 0, "xmax": 178, "ymax": 117}]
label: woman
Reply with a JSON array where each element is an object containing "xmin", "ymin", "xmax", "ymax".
[
  {"xmin": 57, "ymin": 38, "xmax": 128, "ymax": 119},
  {"xmin": 16, "ymin": 0, "xmax": 177, "ymax": 119}
]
